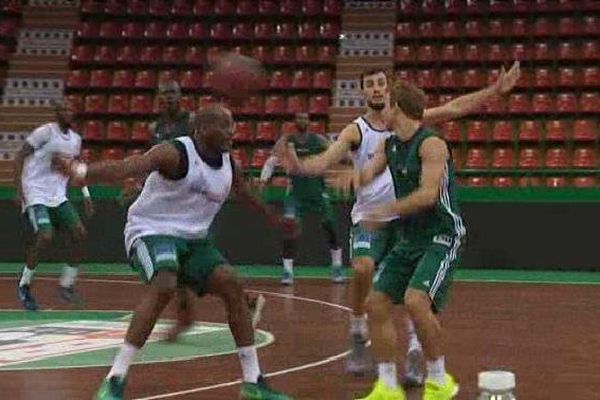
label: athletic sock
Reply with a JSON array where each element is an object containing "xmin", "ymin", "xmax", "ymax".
[
  {"xmin": 238, "ymin": 345, "xmax": 261, "ymax": 383},
  {"xmin": 107, "ymin": 342, "xmax": 138, "ymax": 378},
  {"xmin": 60, "ymin": 265, "xmax": 78, "ymax": 288},
  {"xmin": 378, "ymin": 362, "xmax": 398, "ymax": 389},
  {"xmin": 426, "ymin": 356, "xmax": 447, "ymax": 386}
]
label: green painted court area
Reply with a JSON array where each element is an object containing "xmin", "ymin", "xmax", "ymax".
[
  {"xmin": 0, "ymin": 310, "xmax": 273, "ymax": 371},
  {"xmin": 0, "ymin": 263, "xmax": 599, "ymax": 285}
]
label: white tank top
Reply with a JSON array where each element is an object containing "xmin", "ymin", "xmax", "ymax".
[
  {"xmin": 350, "ymin": 116, "xmax": 398, "ymax": 224},
  {"xmin": 22, "ymin": 123, "xmax": 82, "ymax": 208},
  {"xmin": 124, "ymin": 136, "xmax": 232, "ymax": 254}
]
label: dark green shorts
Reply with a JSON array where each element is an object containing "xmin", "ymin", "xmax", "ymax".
[
  {"xmin": 373, "ymin": 235, "xmax": 463, "ymax": 312},
  {"xmin": 24, "ymin": 201, "xmax": 80, "ymax": 234},
  {"xmin": 283, "ymin": 192, "xmax": 335, "ymax": 224},
  {"xmin": 349, "ymin": 221, "xmax": 400, "ymax": 264},
  {"xmin": 129, "ymin": 235, "xmax": 227, "ymax": 296}
]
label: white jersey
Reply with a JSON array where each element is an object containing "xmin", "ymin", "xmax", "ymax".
[
  {"xmin": 21, "ymin": 122, "xmax": 82, "ymax": 209},
  {"xmin": 350, "ymin": 116, "xmax": 398, "ymax": 224},
  {"xmin": 124, "ymin": 136, "xmax": 233, "ymax": 254}
]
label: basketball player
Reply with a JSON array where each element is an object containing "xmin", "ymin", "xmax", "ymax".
[
  {"xmin": 284, "ymin": 62, "xmax": 520, "ymax": 380},
  {"xmin": 53, "ymin": 105, "xmax": 291, "ymax": 400},
  {"xmin": 260, "ymin": 112, "xmax": 344, "ymax": 285},
  {"xmin": 355, "ymin": 81, "xmax": 464, "ymax": 400},
  {"xmin": 14, "ymin": 99, "xmax": 94, "ymax": 311}
]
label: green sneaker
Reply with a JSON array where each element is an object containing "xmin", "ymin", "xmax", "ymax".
[
  {"xmin": 95, "ymin": 376, "xmax": 127, "ymax": 400},
  {"xmin": 240, "ymin": 375, "xmax": 293, "ymax": 400}
]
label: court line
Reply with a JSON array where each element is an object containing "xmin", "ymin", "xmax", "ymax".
[{"xmin": 0, "ymin": 276, "xmax": 355, "ymax": 399}]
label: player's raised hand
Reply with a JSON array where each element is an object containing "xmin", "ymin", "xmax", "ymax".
[
  {"xmin": 51, "ymin": 153, "xmax": 87, "ymax": 186},
  {"xmin": 492, "ymin": 61, "xmax": 521, "ymax": 95}
]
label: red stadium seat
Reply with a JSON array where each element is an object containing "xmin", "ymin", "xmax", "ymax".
[
  {"xmin": 545, "ymin": 120, "xmax": 568, "ymax": 141},
  {"xmin": 101, "ymin": 148, "xmax": 126, "ymax": 161},
  {"xmin": 441, "ymin": 21, "xmax": 461, "ymax": 38},
  {"xmin": 193, "ymin": 0, "xmax": 212, "ymax": 15},
  {"xmin": 558, "ymin": 67, "xmax": 578, "ymax": 87},
  {"xmin": 233, "ymin": 121, "xmax": 254, "ymax": 143},
  {"xmin": 532, "ymin": 93, "xmax": 554, "ymax": 113},
  {"xmin": 134, "ymin": 70, "xmax": 156, "ymax": 89},
  {"xmin": 491, "ymin": 148, "xmax": 515, "ymax": 169},
  {"xmin": 309, "ymin": 95, "xmax": 329, "ymax": 114},
  {"xmin": 139, "ymin": 46, "xmax": 161, "ymax": 65},
  {"xmin": 395, "ymin": 69, "xmax": 415, "ymax": 83},
  {"xmin": 106, "ymin": 121, "xmax": 129, "ymax": 141},
  {"xmin": 126, "ymin": 0, "xmax": 147, "ymax": 15},
  {"xmin": 556, "ymin": 93, "xmax": 578, "ymax": 113},
  {"xmin": 286, "ymin": 95, "xmax": 307, "ymax": 114},
  {"xmin": 323, "ymin": 0, "xmax": 342, "ymax": 15},
  {"xmin": 582, "ymin": 16, "xmax": 600, "ymax": 35},
  {"xmin": 298, "ymin": 22, "xmax": 319, "ymax": 39},
  {"xmin": 313, "ymin": 70, "xmax": 332, "ymax": 89},
  {"xmin": 99, "ymin": 21, "xmax": 121, "ymax": 39},
  {"xmin": 573, "ymin": 147, "xmax": 597, "ymax": 168},
  {"xmin": 273, "ymin": 46, "xmax": 293, "ymax": 64},
  {"xmin": 441, "ymin": 44, "xmax": 460, "ymax": 62},
  {"xmin": 231, "ymin": 149, "xmax": 250, "ymax": 169},
  {"xmin": 582, "ymin": 67, "xmax": 599, "ymax": 87},
  {"xmin": 281, "ymin": 121, "xmax": 297, "ymax": 136},
  {"xmin": 441, "ymin": 122, "xmax": 462, "ymax": 143},
  {"xmin": 270, "ymin": 70, "xmax": 291, "ymax": 89},
  {"xmin": 66, "ymin": 70, "xmax": 89, "ymax": 88},
  {"xmin": 580, "ymin": 93, "xmax": 600, "ymax": 113},
  {"xmin": 276, "ymin": 22, "xmax": 296, "ymax": 39},
  {"xmin": 214, "ymin": 0, "xmax": 235, "ymax": 14},
  {"xmin": 171, "ymin": 0, "xmax": 192, "ymax": 15},
  {"xmin": 418, "ymin": 21, "xmax": 438, "ymax": 38},
  {"xmin": 582, "ymin": 41, "xmax": 599, "ymax": 60},
  {"xmin": 508, "ymin": 94, "xmax": 530, "ymax": 113},
  {"xmin": 70, "ymin": 45, "xmax": 94, "ymax": 64},
  {"xmin": 185, "ymin": 46, "xmax": 205, "ymax": 65},
  {"xmin": 491, "ymin": 121, "xmax": 513, "ymax": 142},
  {"xmin": 94, "ymin": 46, "xmax": 116, "ymax": 64},
  {"xmin": 210, "ymin": 23, "xmax": 231, "ymax": 40},
  {"xmin": 466, "ymin": 177, "xmax": 489, "ymax": 187},
  {"xmin": 545, "ymin": 148, "xmax": 569, "ymax": 168},
  {"xmin": 179, "ymin": 96, "xmax": 196, "ymax": 112},
  {"xmin": 309, "ymin": 121, "xmax": 326, "ymax": 135},
  {"xmin": 240, "ymin": 96, "xmax": 264, "ymax": 115},
  {"xmin": 76, "ymin": 21, "xmax": 100, "ymax": 38},
  {"xmin": 254, "ymin": 22, "xmax": 274, "ymax": 40},
  {"xmin": 64, "ymin": 95, "xmax": 84, "ymax": 113},
  {"xmin": 291, "ymin": 70, "xmax": 311, "ymax": 89},
  {"xmin": 533, "ymin": 17, "xmax": 552, "ymax": 36},
  {"xmin": 557, "ymin": 41, "xmax": 578, "ymax": 60},
  {"xmin": 416, "ymin": 69, "xmax": 438, "ymax": 89},
  {"xmin": 489, "ymin": 19, "xmax": 505, "ymax": 37},
  {"xmin": 519, "ymin": 120, "xmax": 542, "ymax": 142},
  {"xmin": 573, "ymin": 120, "xmax": 597, "ymax": 141},
  {"xmin": 83, "ymin": 121, "xmax": 105, "ymax": 141},
  {"xmin": 167, "ymin": 22, "xmax": 188, "ymax": 40},
  {"xmin": 320, "ymin": 22, "xmax": 340, "ymax": 39},
  {"xmin": 108, "ymin": 94, "xmax": 129, "ymax": 114},
  {"xmin": 546, "ymin": 177, "xmax": 568, "ymax": 188},
  {"xmin": 396, "ymin": 22, "xmax": 415, "ymax": 38},
  {"xmin": 422, "ymin": 0, "xmax": 441, "ymax": 14},
  {"xmin": 84, "ymin": 95, "xmax": 107, "ymax": 113},
  {"xmin": 162, "ymin": 47, "xmax": 183, "ymax": 64},
  {"xmin": 149, "ymin": 0, "xmax": 170, "ymax": 16},
  {"xmin": 465, "ymin": 148, "xmax": 488, "ymax": 169},
  {"xmin": 465, "ymin": 44, "xmax": 486, "ymax": 62},
  {"xmin": 466, "ymin": 121, "xmax": 489, "ymax": 142},
  {"xmin": 130, "ymin": 95, "xmax": 153, "ymax": 114},
  {"xmin": 112, "ymin": 70, "xmax": 134, "ymax": 89},
  {"xmin": 533, "ymin": 68, "xmax": 555, "ymax": 88},
  {"xmin": 573, "ymin": 176, "xmax": 596, "ymax": 187},
  {"xmin": 114, "ymin": 46, "xmax": 138, "ymax": 65},
  {"xmin": 487, "ymin": 44, "xmax": 506, "ymax": 62},
  {"xmin": 302, "ymin": 0, "xmax": 321, "ymax": 15},
  {"xmin": 511, "ymin": 18, "xmax": 529, "ymax": 37},
  {"xmin": 465, "ymin": 20, "xmax": 484, "ymax": 38},
  {"xmin": 89, "ymin": 70, "xmax": 112, "ymax": 88},
  {"xmin": 264, "ymin": 96, "xmax": 286, "ymax": 114},
  {"xmin": 416, "ymin": 45, "xmax": 436, "ymax": 63},
  {"xmin": 79, "ymin": 148, "xmax": 97, "ymax": 163},
  {"xmin": 236, "ymin": 0, "xmax": 257, "ymax": 15},
  {"xmin": 317, "ymin": 46, "xmax": 336, "ymax": 63},
  {"xmin": 492, "ymin": 177, "xmax": 514, "ymax": 188},
  {"xmin": 533, "ymin": 42, "xmax": 554, "ymax": 61},
  {"xmin": 252, "ymin": 46, "xmax": 272, "ymax": 64},
  {"xmin": 395, "ymin": 45, "xmax": 414, "ymax": 63},
  {"xmin": 558, "ymin": 17, "xmax": 578, "ymax": 36},
  {"xmin": 463, "ymin": 69, "xmax": 484, "ymax": 88},
  {"xmin": 519, "ymin": 148, "xmax": 542, "ymax": 168},
  {"xmin": 189, "ymin": 22, "xmax": 207, "ymax": 39},
  {"xmin": 131, "ymin": 122, "xmax": 151, "ymax": 142},
  {"xmin": 509, "ymin": 43, "xmax": 529, "ymax": 62},
  {"xmin": 256, "ymin": 122, "xmax": 278, "ymax": 142},
  {"xmin": 179, "ymin": 70, "xmax": 202, "ymax": 90},
  {"xmin": 518, "ymin": 176, "xmax": 542, "ymax": 188},
  {"xmin": 296, "ymin": 46, "xmax": 316, "ymax": 63},
  {"xmin": 201, "ymin": 70, "xmax": 215, "ymax": 88},
  {"xmin": 250, "ymin": 149, "xmax": 270, "ymax": 168},
  {"xmin": 144, "ymin": 22, "xmax": 165, "ymax": 39}
]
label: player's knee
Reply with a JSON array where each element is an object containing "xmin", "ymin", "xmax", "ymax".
[
  {"xmin": 36, "ymin": 231, "xmax": 53, "ymax": 248},
  {"xmin": 152, "ymin": 270, "xmax": 177, "ymax": 296},
  {"xmin": 352, "ymin": 258, "xmax": 375, "ymax": 280},
  {"xmin": 365, "ymin": 292, "xmax": 391, "ymax": 321},
  {"xmin": 404, "ymin": 289, "xmax": 430, "ymax": 316}
]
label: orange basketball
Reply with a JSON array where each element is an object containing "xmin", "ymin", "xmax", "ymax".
[{"xmin": 210, "ymin": 52, "xmax": 266, "ymax": 101}]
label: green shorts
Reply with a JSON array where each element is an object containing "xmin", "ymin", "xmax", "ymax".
[
  {"xmin": 373, "ymin": 235, "xmax": 463, "ymax": 312},
  {"xmin": 284, "ymin": 192, "xmax": 335, "ymax": 224},
  {"xmin": 349, "ymin": 220, "xmax": 400, "ymax": 264},
  {"xmin": 24, "ymin": 201, "xmax": 80, "ymax": 234},
  {"xmin": 129, "ymin": 235, "xmax": 227, "ymax": 296}
]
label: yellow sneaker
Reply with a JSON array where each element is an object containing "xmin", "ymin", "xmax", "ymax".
[
  {"xmin": 423, "ymin": 373, "xmax": 459, "ymax": 400},
  {"xmin": 356, "ymin": 379, "xmax": 406, "ymax": 400}
]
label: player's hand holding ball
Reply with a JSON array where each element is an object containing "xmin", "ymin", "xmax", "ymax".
[{"xmin": 51, "ymin": 153, "xmax": 87, "ymax": 187}]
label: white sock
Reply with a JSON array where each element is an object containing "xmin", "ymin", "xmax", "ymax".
[
  {"xmin": 406, "ymin": 318, "xmax": 422, "ymax": 353},
  {"xmin": 283, "ymin": 258, "xmax": 293, "ymax": 274},
  {"xmin": 60, "ymin": 265, "xmax": 79, "ymax": 288},
  {"xmin": 330, "ymin": 248, "xmax": 342, "ymax": 266},
  {"xmin": 378, "ymin": 362, "xmax": 398, "ymax": 389},
  {"xmin": 107, "ymin": 342, "xmax": 138, "ymax": 378},
  {"xmin": 426, "ymin": 356, "xmax": 446, "ymax": 385},
  {"xmin": 238, "ymin": 345, "xmax": 261, "ymax": 383},
  {"xmin": 350, "ymin": 314, "xmax": 368, "ymax": 338},
  {"xmin": 19, "ymin": 266, "xmax": 35, "ymax": 287}
]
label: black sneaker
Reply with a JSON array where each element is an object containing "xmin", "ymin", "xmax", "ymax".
[
  {"xmin": 240, "ymin": 375, "xmax": 293, "ymax": 400},
  {"xmin": 95, "ymin": 375, "xmax": 127, "ymax": 400},
  {"xmin": 17, "ymin": 284, "xmax": 38, "ymax": 311},
  {"xmin": 58, "ymin": 286, "xmax": 84, "ymax": 308}
]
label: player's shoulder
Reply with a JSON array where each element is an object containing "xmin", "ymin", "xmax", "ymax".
[{"xmin": 33, "ymin": 122, "xmax": 55, "ymax": 135}]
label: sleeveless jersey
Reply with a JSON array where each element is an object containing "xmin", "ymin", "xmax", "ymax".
[
  {"xmin": 385, "ymin": 127, "xmax": 466, "ymax": 241},
  {"xmin": 22, "ymin": 122, "xmax": 82, "ymax": 208},
  {"xmin": 124, "ymin": 136, "xmax": 233, "ymax": 254},
  {"xmin": 288, "ymin": 133, "xmax": 327, "ymax": 201},
  {"xmin": 351, "ymin": 116, "xmax": 397, "ymax": 224}
]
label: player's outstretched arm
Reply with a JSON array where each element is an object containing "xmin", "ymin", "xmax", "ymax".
[
  {"xmin": 370, "ymin": 137, "xmax": 448, "ymax": 220},
  {"xmin": 284, "ymin": 124, "xmax": 358, "ymax": 176},
  {"xmin": 357, "ymin": 139, "xmax": 388, "ymax": 188},
  {"xmin": 13, "ymin": 142, "xmax": 34, "ymax": 205},
  {"xmin": 423, "ymin": 61, "xmax": 521, "ymax": 125},
  {"xmin": 52, "ymin": 142, "xmax": 181, "ymax": 185}
]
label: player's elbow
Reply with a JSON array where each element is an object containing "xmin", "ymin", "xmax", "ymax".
[{"xmin": 421, "ymin": 189, "xmax": 439, "ymax": 207}]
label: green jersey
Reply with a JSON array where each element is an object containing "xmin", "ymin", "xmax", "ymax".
[
  {"xmin": 385, "ymin": 127, "xmax": 466, "ymax": 241},
  {"xmin": 288, "ymin": 133, "xmax": 328, "ymax": 201},
  {"xmin": 150, "ymin": 111, "xmax": 192, "ymax": 146}
]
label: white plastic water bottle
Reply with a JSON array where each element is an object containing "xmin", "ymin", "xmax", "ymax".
[{"xmin": 477, "ymin": 371, "xmax": 516, "ymax": 400}]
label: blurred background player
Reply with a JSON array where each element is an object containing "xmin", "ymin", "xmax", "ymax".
[
  {"xmin": 13, "ymin": 99, "xmax": 95, "ymax": 311},
  {"xmin": 284, "ymin": 63, "xmax": 520, "ymax": 379},
  {"xmin": 54, "ymin": 105, "xmax": 292, "ymax": 400},
  {"xmin": 355, "ymin": 81, "xmax": 465, "ymax": 400},
  {"xmin": 260, "ymin": 112, "xmax": 344, "ymax": 285}
]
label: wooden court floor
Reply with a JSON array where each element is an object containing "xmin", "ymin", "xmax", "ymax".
[{"xmin": 0, "ymin": 275, "xmax": 598, "ymax": 399}]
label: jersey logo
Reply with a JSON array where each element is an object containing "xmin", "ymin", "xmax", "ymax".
[{"xmin": 367, "ymin": 153, "xmax": 375, "ymax": 160}]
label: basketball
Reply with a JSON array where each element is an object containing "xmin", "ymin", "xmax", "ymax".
[{"xmin": 210, "ymin": 52, "xmax": 266, "ymax": 101}]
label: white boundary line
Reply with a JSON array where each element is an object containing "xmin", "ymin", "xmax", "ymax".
[{"xmin": 0, "ymin": 276, "xmax": 353, "ymax": 399}]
